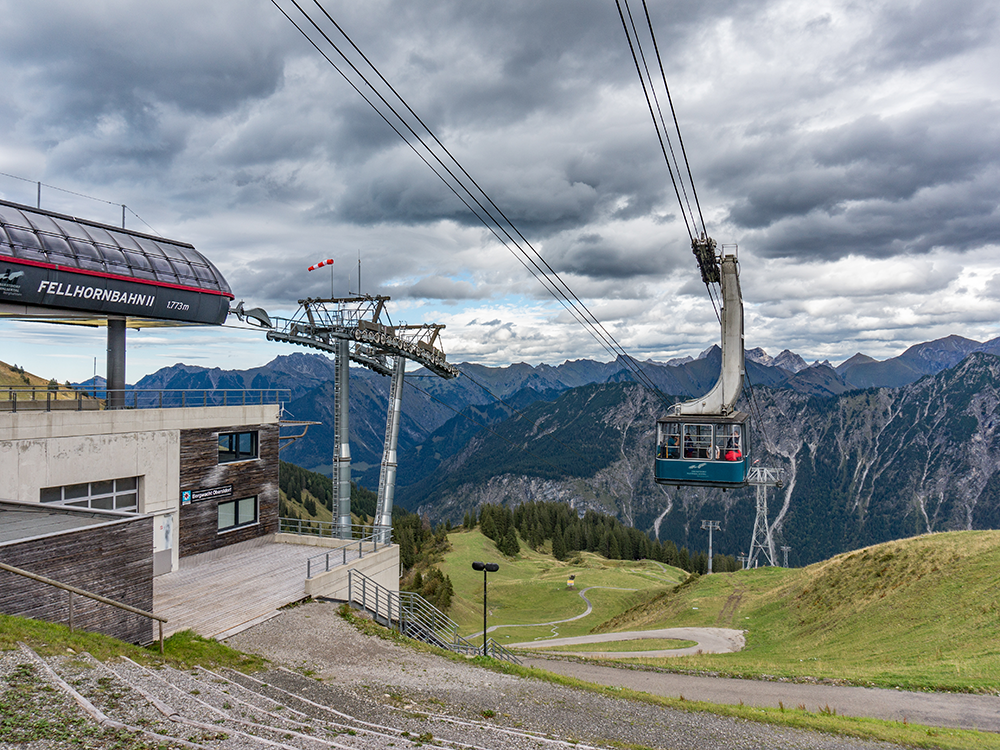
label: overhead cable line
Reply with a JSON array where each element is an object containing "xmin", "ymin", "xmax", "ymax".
[
  {"xmin": 638, "ymin": 0, "xmax": 708, "ymax": 240},
  {"xmin": 616, "ymin": 0, "xmax": 726, "ymax": 326},
  {"xmin": 271, "ymin": 0, "xmax": 672, "ymax": 408}
]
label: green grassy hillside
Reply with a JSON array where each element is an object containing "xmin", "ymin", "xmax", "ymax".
[
  {"xmin": 591, "ymin": 530, "xmax": 1000, "ymax": 692},
  {"xmin": 440, "ymin": 528, "xmax": 685, "ymax": 643}
]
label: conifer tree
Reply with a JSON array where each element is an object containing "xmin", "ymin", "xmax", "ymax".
[{"xmin": 499, "ymin": 527, "xmax": 520, "ymax": 556}]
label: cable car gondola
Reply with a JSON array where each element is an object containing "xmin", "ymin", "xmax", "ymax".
[{"xmin": 654, "ymin": 247, "xmax": 749, "ymax": 488}]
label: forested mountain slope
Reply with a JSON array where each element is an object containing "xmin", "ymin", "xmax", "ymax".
[{"xmin": 411, "ymin": 353, "xmax": 1000, "ymax": 566}]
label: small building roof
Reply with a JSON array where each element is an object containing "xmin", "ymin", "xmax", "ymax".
[
  {"xmin": 0, "ymin": 199, "xmax": 233, "ymax": 326},
  {"xmin": 0, "ymin": 501, "xmax": 138, "ymax": 546}
]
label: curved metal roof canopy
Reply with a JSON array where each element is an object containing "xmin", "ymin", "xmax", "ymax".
[{"xmin": 0, "ymin": 199, "xmax": 232, "ymax": 327}]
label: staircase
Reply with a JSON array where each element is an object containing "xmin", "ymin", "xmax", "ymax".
[
  {"xmin": 347, "ymin": 569, "xmax": 521, "ymax": 664},
  {"xmin": 2, "ymin": 643, "xmax": 590, "ymax": 750}
]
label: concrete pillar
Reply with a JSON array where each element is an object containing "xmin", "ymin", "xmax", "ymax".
[{"xmin": 106, "ymin": 318, "xmax": 126, "ymax": 409}]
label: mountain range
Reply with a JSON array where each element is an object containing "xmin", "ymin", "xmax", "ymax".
[{"xmin": 75, "ymin": 333, "xmax": 1000, "ymax": 564}]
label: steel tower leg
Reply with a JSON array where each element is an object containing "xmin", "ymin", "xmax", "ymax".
[
  {"xmin": 106, "ymin": 318, "xmax": 126, "ymax": 409},
  {"xmin": 375, "ymin": 356, "xmax": 405, "ymax": 544},
  {"xmin": 333, "ymin": 337, "xmax": 352, "ymax": 539},
  {"xmin": 748, "ymin": 482, "xmax": 776, "ymax": 567}
]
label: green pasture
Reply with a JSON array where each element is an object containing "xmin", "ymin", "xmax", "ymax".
[
  {"xmin": 593, "ymin": 530, "xmax": 1000, "ymax": 693},
  {"xmin": 440, "ymin": 529, "xmax": 685, "ymax": 641}
]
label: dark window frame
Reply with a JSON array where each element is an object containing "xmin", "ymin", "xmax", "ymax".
[
  {"xmin": 218, "ymin": 431, "xmax": 258, "ymax": 463},
  {"xmin": 217, "ymin": 496, "xmax": 258, "ymax": 533},
  {"xmin": 39, "ymin": 476, "xmax": 139, "ymax": 512}
]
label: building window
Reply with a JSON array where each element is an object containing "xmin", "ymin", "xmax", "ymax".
[
  {"xmin": 218, "ymin": 496, "xmax": 258, "ymax": 532},
  {"xmin": 218, "ymin": 431, "xmax": 258, "ymax": 463},
  {"xmin": 40, "ymin": 477, "xmax": 139, "ymax": 512}
]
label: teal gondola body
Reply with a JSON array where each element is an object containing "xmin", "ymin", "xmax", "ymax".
[{"xmin": 654, "ymin": 412, "xmax": 749, "ymax": 488}]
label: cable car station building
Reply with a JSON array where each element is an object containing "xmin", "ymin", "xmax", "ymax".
[{"xmin": 0, "ymin": 200, "xmax": 306, "ymax": 643}]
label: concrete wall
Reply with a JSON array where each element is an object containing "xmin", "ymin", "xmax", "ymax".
[
  {"xmin": 0, "ymin": 404, "xmax": 279, "ymax": 573},
  {"xmin": 303, "ymin": 544, "xmax": 399, "ymax": 601}
]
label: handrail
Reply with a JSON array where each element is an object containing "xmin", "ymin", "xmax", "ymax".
[
  {"xmin": 485, "ymin": 637, "xmax": 521, "ymax": 663},
  {"xmin": 0, "ymin": 561, "xmax": 166, "ymax": 653},
  {"xmin": 279, "ymin": 518, "xmax": 390, "ymax": 539},
  {"xmin": 2, "ymin": 386, "xmax": 289, "ymax": 412},
  {"xmin": 345, "ymin": 569, "xmax": 520, "ymax": 664},
  {"xmin": 292, "ymin": 522, "xmax": 393, "ymax": 578}
]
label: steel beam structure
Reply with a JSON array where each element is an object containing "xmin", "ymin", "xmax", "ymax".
[
  {"xmin": 264, "ymin": 295, "xmax": 458, "ymax": 539},
  {"xmin": 375, "ymin": 355, "xmax": 406, "ymax": 542},
  {"xmin": 106, "ymin": 318, "xmax": 126, "ymax": 409},
  {"xmin": 746, "ymin": 466, "xmax": 783, "ymax": 567},
  {"xmin": 333, "ymin": 337, "xmax": 352, "ymax": 536}
]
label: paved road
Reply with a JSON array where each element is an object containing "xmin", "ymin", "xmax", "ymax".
[{"xmin": 521, "ymin": 656, "xmax": 1000, "ymax": 732}]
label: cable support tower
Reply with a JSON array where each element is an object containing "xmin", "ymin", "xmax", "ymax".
[
  {"xmin": 240, "ymin": 294, "xmax": 458, "ymax": 540},
  {"xmin": 746, "ymin": 466, "xmax": 784, "ymax": 567}
]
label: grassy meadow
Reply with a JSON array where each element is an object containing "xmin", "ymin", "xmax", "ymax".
[
  {"xmin": 443, "ymin": 527, "xmax": 1000, "ymax": 694},
  {"xmin": 440, "ymin": 528, "xmax": 686, "ymax": 643}
]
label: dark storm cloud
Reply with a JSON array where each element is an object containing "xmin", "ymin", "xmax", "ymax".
[
  {"xmin": 721, "ymin": 103, "xmax": 1000, "ymax": 259},
  {"xmin": 549, "ymin": 233, "xmax": 666, "ymax": 279},
  {"xmin": 0, "ymin": 1, "xmax": 290, "ymax": 176}
]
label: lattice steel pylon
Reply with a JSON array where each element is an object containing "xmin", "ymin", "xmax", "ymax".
[
  {"xmin": 265, "ymin": 295, "xmax": 459, "ymax": 539},
  {"xmin": 746, "ymin": 466, "xmax": 783, "ymax": 568}
]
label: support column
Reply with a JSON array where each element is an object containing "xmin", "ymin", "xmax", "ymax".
[
  {"xmin": 333, "ymin": 337, "xmax": 352, "ymax": 539},
  {"xmin": 106, "ymin": 318, "xmax": 126, "ymax": 409},
  {"xmin": 375, "ymin": 356, "xmax": 406, "ymax": 544}
]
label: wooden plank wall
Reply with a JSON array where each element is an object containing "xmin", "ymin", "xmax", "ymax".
[
  {"xmin": 178, "ymin": 422, "xmax": 279, "ymax": 558},
  {"xmin": 0, "ymin": 516, "xmax": 154, "ymax": 644}
]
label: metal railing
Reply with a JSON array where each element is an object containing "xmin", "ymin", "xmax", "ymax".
[
  {"xmin": 282, "ymin": 521, "xmax": 392, "ymax": 578},
  {"xmin": 1, "ymin": 386, "xmax": 97, "ymax": 412},
  {"xmin": 346, "ymin": 569, "xmax": 520, "ymax": 664},
  {"xmin": 2, "ymin": 386, "xmax": 289, "ymax": 412},
  {"xmin": 0, "ymin": 561, "xmax": 167, "ymax": 653},
  {"xmin": 279, "ymin": 518, "xmax": 391, "ymax": 539}
]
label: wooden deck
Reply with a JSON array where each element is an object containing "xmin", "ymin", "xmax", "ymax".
[{"xmin": 153, "ymin": 535, "xmax": 333, "ymax": 639}]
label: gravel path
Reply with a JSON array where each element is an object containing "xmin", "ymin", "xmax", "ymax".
[
  {"xmin": 224, "ymin": 599, "xmax": 911, "ymax": 750},
  {"xmin": 522, "ymin": 656, "xmax": 1000, "ymax": 733},
  {"xmin": 507, "ymin": 627, "xmax": 745, "ymax": 657}
]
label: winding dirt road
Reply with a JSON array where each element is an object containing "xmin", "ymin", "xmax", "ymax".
[
  {"xmin": 507, "ymin": 627, "xmax": 744, "ymax": 657},
  {"xmin": 518, "ymin": 656, "xmax": 1000, "ymax": 732}
]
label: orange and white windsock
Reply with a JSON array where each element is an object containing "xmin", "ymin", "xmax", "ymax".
[{"xmin": 308, "ymin": 258, "xmax": 334, "ymax": 271}]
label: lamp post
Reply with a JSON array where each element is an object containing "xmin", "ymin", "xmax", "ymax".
[
  {"xmin": 471, "ymin": 561, "xmax": 499, "ymax": 656},
  {"xmin": 701, "ymin": 520, "xmax": 720, "ymax": 574}
]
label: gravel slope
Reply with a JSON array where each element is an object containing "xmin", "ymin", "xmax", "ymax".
[{"xmin": 224, "ymin": 600, "xmax": 910, "ymax": 750}]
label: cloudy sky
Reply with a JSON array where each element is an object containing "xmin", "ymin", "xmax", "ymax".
[{"xmin": 2, "ymin": 0, "xmax": 999, "ymax": 382}]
